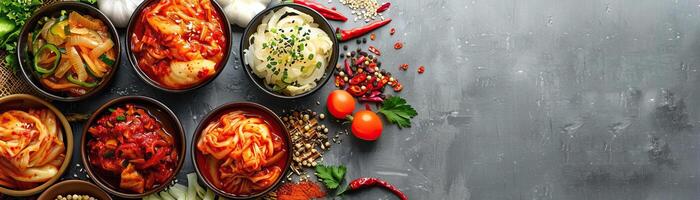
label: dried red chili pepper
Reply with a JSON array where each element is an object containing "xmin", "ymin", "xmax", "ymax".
[
  {"xmin": 355, "ymin": 56, "xmax": 367, "ymax": 65},
  {"xmin": 336, "ymin": 18, "xmax": 393, "ymax": 42},
  {"xmin": 368, "ymin": 46, "xmax": 381, "ymax": 56},
  {"xmin": 376, "ymin": 2, "xmax": 391, "ymax": 13},
  {"xmin": 389, "ymin": 28, "xmax": 396, "ymax": 35},
  {"xmin": 288, "ymin": 0, "xmax": 348, "ymax": 21},
  {"xmin": 344, "ymin": 59, "xmax": 354, "ymax": 77},
  {"xmin": 399, "ymin": 63, "xmax": 408, "ymax": 71},
  {"xmin": 418, "ymin": 66, "xmax": 425, "ymax": 74},
  {"xmin": 339, "ymin": 178, "xmax": 408, "ymax": 200},
  {"xmin": 393, "ymin": 42, "xmax": 403, "ymax": 49},
  {"xmin": 370, "ymin": 33, "xmax": 376, "ymax": 40}
]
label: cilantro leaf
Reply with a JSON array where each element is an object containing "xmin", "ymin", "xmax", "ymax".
[
  {"xmin": 378, "ymin": 96, "xmax": 418, "ymax": 128},
  {"xmin": 315, "ymin": 165, "xmax": 346, "ymax": 190}
]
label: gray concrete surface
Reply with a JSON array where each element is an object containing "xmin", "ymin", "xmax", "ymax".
[{"xmin": 50, "ymin": 0, "xmax": 700, "ymax": 199}]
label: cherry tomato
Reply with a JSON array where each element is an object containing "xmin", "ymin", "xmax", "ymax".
[
  {"xmin": 351, "ymin": 110, "xmax": 383, "ymax": 141},
  {"xmin": 327, "ymin": 90, "xmax": 356, "ymax": 119}
]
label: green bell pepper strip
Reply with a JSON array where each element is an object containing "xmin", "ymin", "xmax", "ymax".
[
  {"xmin": 67, "ymin": 73, "xmax": 97, "ymax": 88},
  {"xmin": 34, "ymin": 44, "xmax": 61, "ymax": 75}
]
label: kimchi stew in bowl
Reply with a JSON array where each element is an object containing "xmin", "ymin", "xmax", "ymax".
[
  {"xmin": 127, "ymin": 0, "xmax": 232, "ymax": 91},
  {"xmin": 0, "ymin": 94, "xmax": 73, "ymax": 197},
  {"xmin": 81, "ymin": 96, "xmax": 185, "ymax": 198},
  {"xmin": 192, "ymin": 102, "xmax": 291, "ymax": 199}
]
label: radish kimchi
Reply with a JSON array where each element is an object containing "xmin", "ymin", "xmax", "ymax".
[
  {"xmin": 29, "ymin": 11, "xmax": 116, "ymax": 97},
  {"xmin": 196, "ymin": 111, "xmax": 287, "ymax": 196},
  {"xmin": 87, "ymin": 104, "xmax": 178, "ymax": 194},
  {"xmin": 131, "ymin": 0, "xmax": 228, "ymax": 89},
  {"xmin": 0, "ymin": 109, "xmax": 65, "ymax": 190}
]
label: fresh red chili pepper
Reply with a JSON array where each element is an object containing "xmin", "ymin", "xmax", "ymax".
[
  {"xmin": 341, "ymin": 178, "xmax": 407, "ymax": 200},
  {"xmin": 399, "ymin": 63, "xmax": 409, "ymax": 71},
  {"xmin": 350, "ymin": 73, "xmax": 367, "ymax": 85},
  {"xmin": 368, "ymin": 46, "xmax": 381, "ymax": 56},
  {"xmin": 418, "ymin": 66, "xmax": 425, "ymax": 74},
  {"xmin": 370, "ymin": 33, "xmax": 376, "ymax": 40},
  {"xmin": 336, "ymin": 18, "xmax": 393, "ymax": 42},
  {"xmin": 376, "ymin": 2, "xmax": 391, "ymax": 13},
  {"xmin": 347, "ymin": 85, "xmax": 365, "ymax": 96},
  {"xmin": 393, "ymin": 42, "xmax": 403, "ymax": 49},
  {"xmin": 390, "ymin": 28, "xmax": 396, "ymax": 35},
  {"xmin": 288, "ymin": 0, "xmax": 348, "ymax": 21}
]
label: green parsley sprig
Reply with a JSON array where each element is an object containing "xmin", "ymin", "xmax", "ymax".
[{"xmin": 378, "ymin": 96, "xmax": 418, "ymax": 128}]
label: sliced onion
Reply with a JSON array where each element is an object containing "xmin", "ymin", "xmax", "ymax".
[
  {"xmin": 89, "ymin": 39, "xmax": 113, "ymax": 58},
  {"xmin": 66, "ymin": 46, "xmax": 88, "ymax": 81},
  {"xmin": 66, "ymin": 35, "xmax": 99, "ymax": 49}
]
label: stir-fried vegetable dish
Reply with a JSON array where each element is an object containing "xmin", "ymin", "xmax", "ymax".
[
  {"xmin": 87, "ymin": 104, "xmax": 178, "ymax": 194},
  {"xmin": 0, "ymin": 109, "xmax": 65, "ymax": 190},
  {"xmin": 131, "ymin": 0, "xmax": 227, "ymax": 89},
  {"xmin": 196, "ymin": 111, "xmax": 287, "ymax": 196},
  {"xmin": 244, "ymin": 7, "xmax": 333, "ymax": 96},
  {"xmin": 28, "ymin": 11, "xmax": 116, "ymax": 97}
]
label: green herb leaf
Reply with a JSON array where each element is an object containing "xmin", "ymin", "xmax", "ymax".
[
  {"xmin": 378, "ymin": 96, "xmax": 418, "ymax": 128},
  {"xmin": 315, "ymin": 165, "xmax": 346, "ymax": 190},
  {"xmin": 116, "ymin": 115, "xmax": 126, "ymax": 121},
  {"xmin": 80, "ymin": 0, "xmax": 97, "ymax": 4}
]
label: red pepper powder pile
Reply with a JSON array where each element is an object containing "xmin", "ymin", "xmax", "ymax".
[{"xmin": 275, "ymin": 181, "xmax": 326, "ymax": 200}]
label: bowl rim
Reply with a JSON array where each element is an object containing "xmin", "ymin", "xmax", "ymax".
[
  {"xmin": 240, "ymin": 3, "xmax": 339, "ymax": 99},
  {"xmin": 80, "ymin": 95, "xmax": 186, "ymax": 198},
  {"xmin": 0, "ymin": 94, "xmax": 73, "ymax": 196},
  {"xmin": 36, "ymin": 180, "xmax": 113, "ymax": 200},
  {"xmin": 124, "ymin": 0, "xmax": 233, "ymax": 93},
  {"xmin": 16, "ymin": 1, "xmax": 121, "ymax": 102},
  {"xmin": 191, "ymin": 102, "xmax": 292, "ymax": 199}
]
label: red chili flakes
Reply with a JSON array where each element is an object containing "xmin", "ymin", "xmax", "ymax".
[
  {"xmin": 392, "ymin": 82, "xmax": 403, "ymax": 92},
  {"xmin": 370, "ymin": 33, "xmax": 376, "ymax": 40},
  {"xmin": 334, "ymin": 75, "xmax": 346, "ymax": 88},
  {"xmin": 390, "ymin": 28, "xmax": 396, "ymax": 35},
  {"xmin": 418, "ymin": 66, "xmax": 425, "ymax": 74},
  {"xmin": 393, "ymin": 42, "xmax": 403, "ymax": 49},
  {"xmin": 399, "ymin": 63, "xmax": 409, "ymax": 71},
  {"xmin": 368, "ymin": 46, "xmax": 381, "ymax": 56}
]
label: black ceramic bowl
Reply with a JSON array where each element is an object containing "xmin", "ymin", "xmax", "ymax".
[
  {"xmin": 191, "ymin": 102, "xmax": 292, "ymax": 199},
  {"xmin": 81, "ymin": 96, "xmax": 186, "ymax": 198},
  {"xmin": 125, "ymin": 0, "xmax": 232, "ymax": 92},
  {"xmin": 17, "ymin": 2, "xmax": 120, "ymax": 102},
  {"xmin": 240, "ymin": 3, "xmax": 339, "ymax": 99}
]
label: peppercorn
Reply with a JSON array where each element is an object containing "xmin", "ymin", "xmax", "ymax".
[
  {"xmin": 390, "ymin": 28, "xmax": 396, "ymax": 35},
  {"xmin": 356, "ymin": 39, "xmax": 362, "ymax": 44},
  {"xmin": 350, "ymin": 51, "xmax": 356, "ymax": 57},
  {"xmin": 343, "ymin": 45, "xmax": 348, "ymax": 50},
  {"xmin": 370, "ymin": 33, "xmax": 376, "ymax": 40},
  {"xmin": 362, "ymin": 38, "xmax": 367, "ymax": 43}
]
